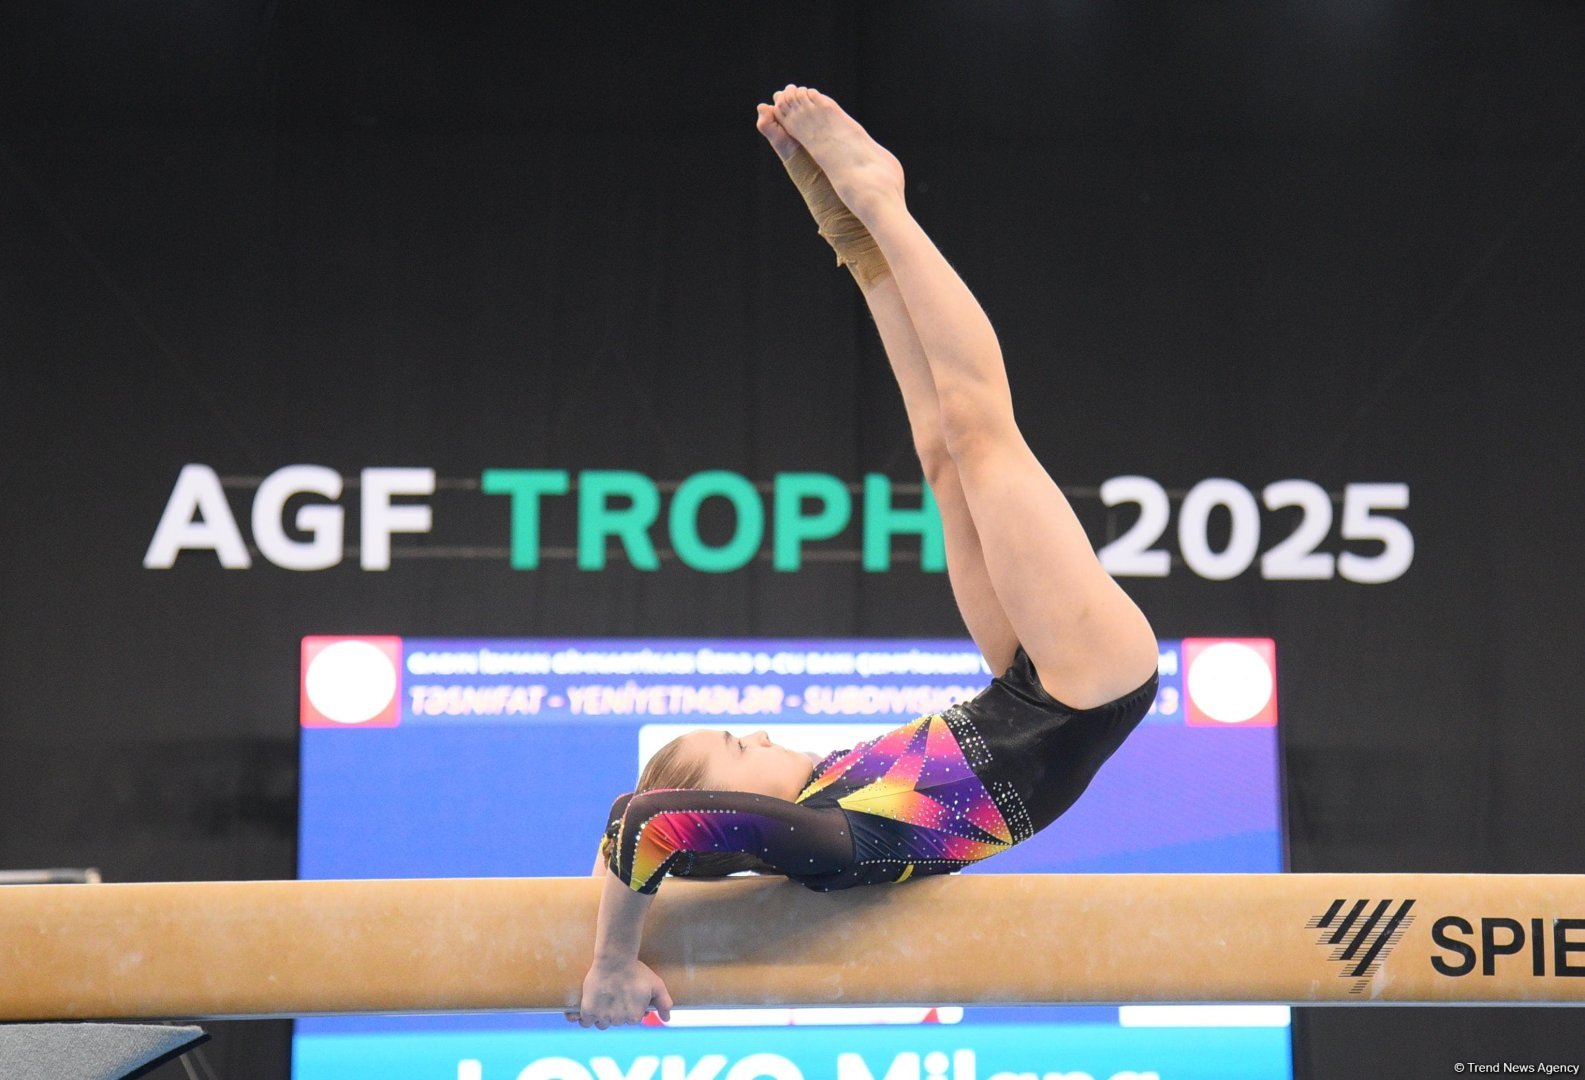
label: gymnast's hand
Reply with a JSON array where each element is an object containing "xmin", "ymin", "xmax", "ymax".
[{"xmin": 565, "ymin": 958, "xmax": 673, "ymax": 1029}]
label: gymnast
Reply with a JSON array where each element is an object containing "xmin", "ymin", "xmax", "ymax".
[{"xmin": 568, "ymin": 85, "xmax": 1160, "ymax": 1028}]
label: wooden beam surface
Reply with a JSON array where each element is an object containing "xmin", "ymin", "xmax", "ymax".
[{"xmin": 3, "ymin": 873, "xmax": 1584, "ymax": 1020}]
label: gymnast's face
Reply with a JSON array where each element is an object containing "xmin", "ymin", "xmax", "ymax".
[{"xmin": 682, "ymin": 728, "xmax": 814, "ymax": 802}]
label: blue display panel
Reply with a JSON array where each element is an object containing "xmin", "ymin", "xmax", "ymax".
[{"xmin": 296, "ymin": 637, "xmax": 1289, "ymax": 1080}]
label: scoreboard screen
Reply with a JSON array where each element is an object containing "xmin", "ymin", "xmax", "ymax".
[{"xmin": 296, "ymin": 636, "xmax": 1289, "ymax": 1080}]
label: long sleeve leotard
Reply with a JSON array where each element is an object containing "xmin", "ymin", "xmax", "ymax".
[{"xmin": 602, "ymin": 644, "xmax": 1159, "ymax": 894}]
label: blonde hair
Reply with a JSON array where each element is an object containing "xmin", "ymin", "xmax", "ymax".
[{"xmin": 635, "ymin": 733, "xmax": 710, "ymax": 794}]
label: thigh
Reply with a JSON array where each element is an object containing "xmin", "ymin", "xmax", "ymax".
[
  {"xmin": 950, "ymin": 434, "xmax": 1158, "ymax": 709},
  {"xmin": 927, "ymin": 465, "xmax": 1020, "ymax": 677}
]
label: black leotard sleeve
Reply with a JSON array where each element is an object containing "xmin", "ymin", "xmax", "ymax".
[{"xmin": 600, "ymin": 788, "xmax": 853, "ymax": 895}]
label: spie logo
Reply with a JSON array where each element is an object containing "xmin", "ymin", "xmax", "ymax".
[
  {"xmin": 300, "ymin": 636, "xmax": 404, "ymax": 728},
  {"xmin": 1307, "ymin": 898, "xmax": 1416, "ymax": 994},
  {"xmin": 1182, "ymin": 638, "xmax": 1277, "ymax": 726}
]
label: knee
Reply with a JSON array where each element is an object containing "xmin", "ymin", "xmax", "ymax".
[
  {"xmin": 939, "ymin": 396, "xmax": 990, "ymax": 464},
  {"xmin": 938, "ymin": 385, "xmax": 1014, "ymax": 465},
  {"xmin": 914, "ymin": 439, "xmax": 955, "ymax": 486}
]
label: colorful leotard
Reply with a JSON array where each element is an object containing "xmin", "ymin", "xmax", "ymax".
[{"xmin": 602, "ymin": 644, "xmax": 1159, "ymax": 894}]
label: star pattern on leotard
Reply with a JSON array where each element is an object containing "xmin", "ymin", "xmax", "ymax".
[
  {"xmin": 797, "ymin": 709, "xmax": 1013, "ymax": 861},
  {"xmin": 625, "ymin": 801, "xmax": 774, "ymax": 892}
]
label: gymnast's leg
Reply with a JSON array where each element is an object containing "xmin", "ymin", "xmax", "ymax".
[
  {"xmin": 773, "ymin": 85, "xmax": 1158, "ymax": 710},
  {"xmin": 755, "ymin": 104, "xmax": 1019, "ymax": 677}
]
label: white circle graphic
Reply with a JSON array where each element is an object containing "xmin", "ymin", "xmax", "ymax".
[
  {"xmin": 305, "ymin": 640, "xmax": 398, "ymax": 725},
  {"xmin": 1186, "ymin": 641, "xmax": 1273, "ymax": 724}
]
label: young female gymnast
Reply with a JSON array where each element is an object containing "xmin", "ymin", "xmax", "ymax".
[{"xmin": 568, "ymin": 85, "xmax": 1160, "ymax": 1029}]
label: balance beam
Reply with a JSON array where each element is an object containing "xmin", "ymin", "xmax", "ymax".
[{"xmin": 3, "ymin": 874, "xmax": 1583, "ymax": 1020}]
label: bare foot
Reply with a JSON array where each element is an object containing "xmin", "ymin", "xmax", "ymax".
[
  {"xmin": 770, "ymin": 85, "xmax": 905, "ymax": 220},
  {"xmin": 754, "ymin": 103, "xmax": 800, "ymax": 162}
]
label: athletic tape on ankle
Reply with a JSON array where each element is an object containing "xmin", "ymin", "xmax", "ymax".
[{"xmin": 781, "ymin": 147, "xmax": 891, "ymax": 289}]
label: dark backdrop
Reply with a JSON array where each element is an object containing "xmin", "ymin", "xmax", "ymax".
[{"xmin": 3, "ymin": 3, "xmax": 1583, "ymax": 1076}]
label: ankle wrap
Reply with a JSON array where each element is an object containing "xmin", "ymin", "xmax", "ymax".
[{"xmin": 780, "ymin": 147, "xmax": 891, "ymax": 290}]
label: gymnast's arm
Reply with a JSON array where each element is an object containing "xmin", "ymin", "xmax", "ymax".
[
  {"xmin": 605, "ymin": 787, "xmax": 853, "ymax": 895},
  {"xmin": 592, "ymin": 826, "xmax": 654, "ymax": 964},
  {"xmin": 570, "ymin": 814, "xmax": 667, "ymax": 1028},
  {"xmin": 589, "ymin": 788, "xmax": 852, "ymax": 967},
  {"xmin": 593, "ymin": 863, "xmax": 654, "ymax": 962},
  {"xmin": 573, "ymin": 788, "xmax": 852, "ymax": 1027},
  {"xmin": 565, "ymin": 872, "xmax": 668, "ymax": 1029}
]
